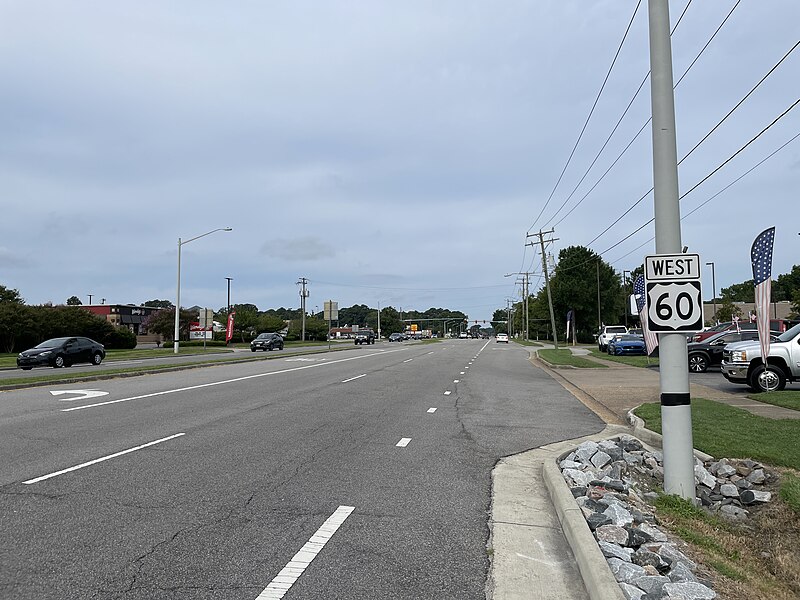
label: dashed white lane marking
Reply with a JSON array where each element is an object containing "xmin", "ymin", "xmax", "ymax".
[
  {"xmin": 257, "ymin": 506, "xmax": 355, "ymax": 599},
  {"xmin": 341, "ymin": 374, "xmax": 366, "ymax": 383},
  {"xmin": 427, "ymin": 408, "xmax": 437, "ymax": 413},
  {"xmin": 453, "ymin": 380, "xmax": 460, "ymax": 383},
  {"xmin": 403, "ymin": 358, "xmax": 413, "ymax": 363},
  {"xmin": 62, "ymin": 349, "xmax": 403, "ymax": 412},
  {"xmin": 465, "ymin": 366, "xmax": 469, "ymax": 369},
  {"xmin": 444, "ymin": 391, "xmax": 452, "ymax": 395},
  {"xmin": 396, "ymin": 438, "xmax": 412, "ymax": 447},
  {"xmin": 460, "ymin": 371, "xmax": 465, "ymax": 375},
  {"xmin": 23, "ymin": 433, "xmax": 185, "ymax": 484}
]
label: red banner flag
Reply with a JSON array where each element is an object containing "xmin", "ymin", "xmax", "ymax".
[{"xmin": 226, "ymin": 312, "xmax": 236, "ymax": 342}]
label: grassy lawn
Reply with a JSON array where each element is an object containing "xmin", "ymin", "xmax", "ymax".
[
  {"xmin": 634, "ymin": 398, "xmax": 800, "ymax": 597},
  {"xmin": 748, "ymin": 390, "xmax": 800, "ymax": 412},
  {"xmin": 588, "ymin": 348, "xmax": 658, "ymax": 368},
  {"xmin": 537, "ymin": 348, "xmax": 607, "ymax": 368}
]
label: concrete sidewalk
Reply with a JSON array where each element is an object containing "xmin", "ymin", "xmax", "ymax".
[{"xmin": 488, "ymin": 345, "xmax": 800, "ymax": 599}]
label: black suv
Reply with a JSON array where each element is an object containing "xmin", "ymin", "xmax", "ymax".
[
  {"xmin": 687, "ymin": 330, "xmax": 760, "ymax": 372},
  {"xmin": 250, "ymin": 333, "xmax": 285, "ymax": 352},
  {"xmin": 354, "ymin": 330, "xmax": 376, "ymax": 345}
]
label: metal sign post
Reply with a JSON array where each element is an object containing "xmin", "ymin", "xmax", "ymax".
[
  {"xmin": 324, "ymin": 300, "xmax": 338, "ymax": 352},
  {"xmin": 648, "ymin": 0, "xmax": 695, "ymax": 500}
]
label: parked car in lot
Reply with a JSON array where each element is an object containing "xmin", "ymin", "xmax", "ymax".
[
  {"xmin": 606, "ymin": 334, "xmax": 646, "ymax": 356},
  {"xmin": 496, "ymin": 333, "xmax": 509, "ymax": 343},
  {"xmin": 354, "ymin": 330, "xmax": 376, "ymax": 345},
  {"xmin": 722, "ymin": 322, "xmax": 800, "ymax": 392},
  {"xmin": 388, "ymin": 333, "xmax": 405, "ymax": 342},
  {"xmin": 687, "ymin": 330, "xmax": 761, "ymax": 372},
  {"xmin": 17, "ymin": 337, "xmax": 105, "ymax": 369},
  {"xmin": 597, "ymin": 325, "xmax": 628, "ymax": 351},
  {"xmin": 250, "ymin": 332, "xmax": 284, "ymax": 351}
]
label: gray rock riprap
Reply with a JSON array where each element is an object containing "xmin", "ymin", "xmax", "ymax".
[{"xmin": 556, "ymin": 434, "xmax": 779, "ymax": 599}]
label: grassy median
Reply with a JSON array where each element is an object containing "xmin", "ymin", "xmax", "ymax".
[
  {"xmin": 634, "ymin": 398, "xmax": 800, "ymax": 599},
  {"xmin": 588, "ymin": 348, "xmax": 659, "ymax": 368}
]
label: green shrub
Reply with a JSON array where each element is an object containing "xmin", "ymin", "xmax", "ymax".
[{"xmin": 102, "ymin": 326, "xmax": 137, "ymax": 349}]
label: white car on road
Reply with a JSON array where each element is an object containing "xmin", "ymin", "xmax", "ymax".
[{"xmin": 496, "ymin": 333, "xmax": 509, "ymax": 343}]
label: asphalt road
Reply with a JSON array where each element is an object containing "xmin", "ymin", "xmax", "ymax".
[{"xmin": 0, "ymin": 339, "xmax": 604, "ymax": 599}]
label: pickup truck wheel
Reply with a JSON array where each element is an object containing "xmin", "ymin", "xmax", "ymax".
[
  {"xmin": 749, "ymin": 365, "xmax": 786, "ymax": 393},
  {"xmin": 688, "ymin": 353, "xmax": 708, "ymax": 373}
]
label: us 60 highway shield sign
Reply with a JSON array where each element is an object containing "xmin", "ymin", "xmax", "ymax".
[{"xmin": 644, "ymin": 254, "xmax": 703, "ymax": 332}]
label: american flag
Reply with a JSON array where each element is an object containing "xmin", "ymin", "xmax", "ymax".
[
  {"xmin": 633, "ymin": 274, "xmax": 659, "ymax": 355},
  {"xmin": 751, "ymin": 227, "xmax": 775, "ymax": 364}
]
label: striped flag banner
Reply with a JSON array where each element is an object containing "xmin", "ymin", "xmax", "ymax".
[
  {"xmin": 751, "ymin": 227, "xmax": 775, "ymax": 364},
  {"xmin": 633, "ymin": 275, "xmax": 659, "ymax": 355}
]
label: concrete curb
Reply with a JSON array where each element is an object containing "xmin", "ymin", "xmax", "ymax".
[{"xmin": 542, "ymin": 448, "xmax": 627, "ymax": 600}]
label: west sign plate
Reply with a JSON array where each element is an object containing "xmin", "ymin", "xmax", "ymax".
[{"xmin": 645, "ymin": 254, "xmax": 703, "ymax": 332}]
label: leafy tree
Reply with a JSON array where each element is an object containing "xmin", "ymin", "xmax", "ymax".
[
  {"xmin": 66, "ymin": 296, "xmax": 82, "ymax": 305},
  {"xmin": 286, "ymin": 317, "xmax": 328, "ymax": 341},
  {"xmin": 230, "ymin": 304, "xmax": 259, "ymax": 342},
  {"xmin": 142, "ymin": 299, "xmax": 174, "ymax": 309},
  {"xmin": 715, "ymin": 298, "xmax": 742, "ymax": 322},
  {"xmin": 0, "ymin": 303, "xmax": 38, "ymax": 352},
  {"xmin": 774, "ymin": 265, "xmax": 800, "ymax": 302},
  {"xmin": 376, "ymin": 307, "xmax": 402, "ymax": 336},
  {"xmin": 492, "ymin": 308, "xmax": 509, "ymax": 333},
  {"xmin": 721, "ymin": 281, "xmax": 754, "ymax": 303},
  {"xmin": 257, "ymin": 314, "xmax": 287, "ymax": 334},
  {"xmin": 141, "ymin": 307, "xmax": 197, "ymax": 342},
  {"xmin": 790, "ymin": 289, "xmax": 800, "ymax": 320},
  {"xmin": 0, "ymin": 285, "xmax": 24, "ymax": 305}
]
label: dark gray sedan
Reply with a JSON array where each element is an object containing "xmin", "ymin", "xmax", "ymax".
[{"xmin": 17, "ymin": 337, "xmax": 106, "ymax": 369}]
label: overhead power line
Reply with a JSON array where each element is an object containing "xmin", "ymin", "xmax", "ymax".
[{"xmin": 526, "ymin": 0, "xmax": 642, "ymax": 234}]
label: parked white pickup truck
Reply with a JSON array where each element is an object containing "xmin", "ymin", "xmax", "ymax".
[
  {"xmin": 720, "ymin": 322, "xmax": 800, "ymax": 392},
  {"xmin": 597, "ymin": 325, "xmax": 628, "ymax": 352}
]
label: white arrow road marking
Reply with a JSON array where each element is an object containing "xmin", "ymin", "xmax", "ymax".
[
  {"xmin": 427, "ymin": 408, "xmax": 437, "ymax": 413},
  {"xmin": 23, "ymin": 433, "xmax": 185, "ymax": 484},
  {"xmin": 50, "ymin": 390, "xmax": 109, "ymax": 401},
  {"xmin": 396, "ymin": 438, "xmax": 411, "ymax": 447},
  {"xmin": 444, "ymin": 391, "xmax": 452, "ymax": 395}
]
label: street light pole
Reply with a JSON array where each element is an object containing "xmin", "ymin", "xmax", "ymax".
[
  {"xmin": 377, "ymin": 301, "xmax": 381, "ymax": 340},
  {"xmin": 174, "ymin": 227, "xmax": 232, "ymax": 354},
  {"xmin": 706, "ymin": 262, "xmax": 716, "ymax": 324}
]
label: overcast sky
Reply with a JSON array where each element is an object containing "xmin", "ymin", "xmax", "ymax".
[{"xmin": 2, "ymin": 1, "xmax": 798, "ymax": 320}]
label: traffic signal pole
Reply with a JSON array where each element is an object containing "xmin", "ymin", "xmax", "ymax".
[{"xmin": 648, "ymin": 0, "xmax": 694, "ymax": 500}]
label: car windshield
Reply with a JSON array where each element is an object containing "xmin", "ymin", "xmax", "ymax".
[
  {"xmin": 256, "ymin": 334, "xmax": 272, "ymax": 339},
  {"xmin": 607, "ymin": 327, "xmax": 627, "ymax": 334},
  {"xmin": 776, "ymin": 322, "xmax": 800, "ymax": 343},
  {"xmin": 34, "ymin": 337, "xmax": 70, "ymax": 348}
]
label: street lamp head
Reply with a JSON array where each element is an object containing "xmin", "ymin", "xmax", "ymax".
[{"xmin": 223, "ymin": 227, "xmax": 232, "ymax": 231}]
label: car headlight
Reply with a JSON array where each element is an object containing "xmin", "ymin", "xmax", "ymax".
[{"xmin": 731, "ymin": 350, "xmax": 747, "ymax": 362}]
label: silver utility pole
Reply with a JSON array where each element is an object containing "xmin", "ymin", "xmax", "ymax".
[
  {"xmin": 297, "ymin": 277, "xmax": 309, "ymax": 342},
  {"xmin": 648, "ymin": 0, "xmax": 694, "ymax": 499}
]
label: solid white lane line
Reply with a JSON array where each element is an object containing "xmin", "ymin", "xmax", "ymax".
[
  {"xmin": 23, "ymin": 433, "xmax": 185, "ymax": 484},
  {"xmin": 341, "ymin": 374, "xmax": 366, "ymax": 383},
  {"xmin": 427, "ymin": 408, "xmax": 437, "ymax": 413},
  {"xmin": 444, "ymin": 391, "xmax": 451, "ymax": 395},
  {"xmin": 396, "ymin": 438, "xmax": 411, "ymax": 447},
  {"xmin": 256, "ymin": 506, "xmax": 355, "ymax": 599},
  {"xmin": 62, "ymin": 349, "xmax": 403, "ymax": 412}
]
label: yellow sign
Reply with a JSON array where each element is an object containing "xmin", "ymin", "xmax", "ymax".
[{"xmin": 410, "ymin": 324, "xmax": 418, "ymax": 331}]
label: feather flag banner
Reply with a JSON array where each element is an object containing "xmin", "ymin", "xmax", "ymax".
[
  {"xmin": 634, "ymin": 274, "xmax": 659, "ymax": 355},
  {"xmin": 750, "ymin": 227, "xmax": 775, "ymax": 365}
]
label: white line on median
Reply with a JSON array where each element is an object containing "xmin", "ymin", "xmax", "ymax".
[
  {"xmin": 396, "ymin": 438, "xmax": 411, "ymax": 447},
  {"xmin": 427, "ymin": 408, "xmax": 437, "ymax": 413},
  {"xmin": 341, "ymin": 374, "xmax": 366, "ymax": 383},
  {"xmin": 61, "ymin": 348, "xmax": 404, "ymax": 412},
  {"xmin": 23, "ymin": 433, "xmax": 185, "ymax": 484},
  {"xmin": 256, "ymin": 505, "xmax": 355, "ymax": 599}
]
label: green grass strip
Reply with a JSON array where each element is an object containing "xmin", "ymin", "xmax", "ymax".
[
  {"xmin": 537, "ymin": 348, "xmax": 607, "ymax": 368},
  {"xmin": 779, "ymin": 473, "xmax": 800, "ymax": 512},
  {"xmin": 747, "ymin": 390, "xmax": 800, "ymax": 412},
  {"xmin": 588, "ymin": 349, "xmax": 659, "ymax": 368},
  {"xmin": 634, "ymin": 398, "xmax": 800, "ymax": 470}
]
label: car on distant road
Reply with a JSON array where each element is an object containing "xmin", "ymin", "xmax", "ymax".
[
  {"xmin": 17, "ymin": 337, "xmax": 105, "ymax": 369},
  {"xmin": 250, "ymin": 332, "xmax": 284, "ymax": 352},
  {"xmin": 496, "ymin": 333, "xmax": 509, "ymax": 343},
  {"xmin": 354, "ymin": 330, "xmax": 376, "ymax": 345},
  {"xmin": 388, "ymin": 333, "xmax": 405, "ymax": 342},
  {"xmin": 606, "ymin": 334, "xmax": 646, "ymax": 356},
  {"xmin": 597, "ymin": 325, "xmax": 628, "ymax": 351},
  {"xmin": 687, "ymin": 330, "xmax": 761, "ymax": 373}
]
